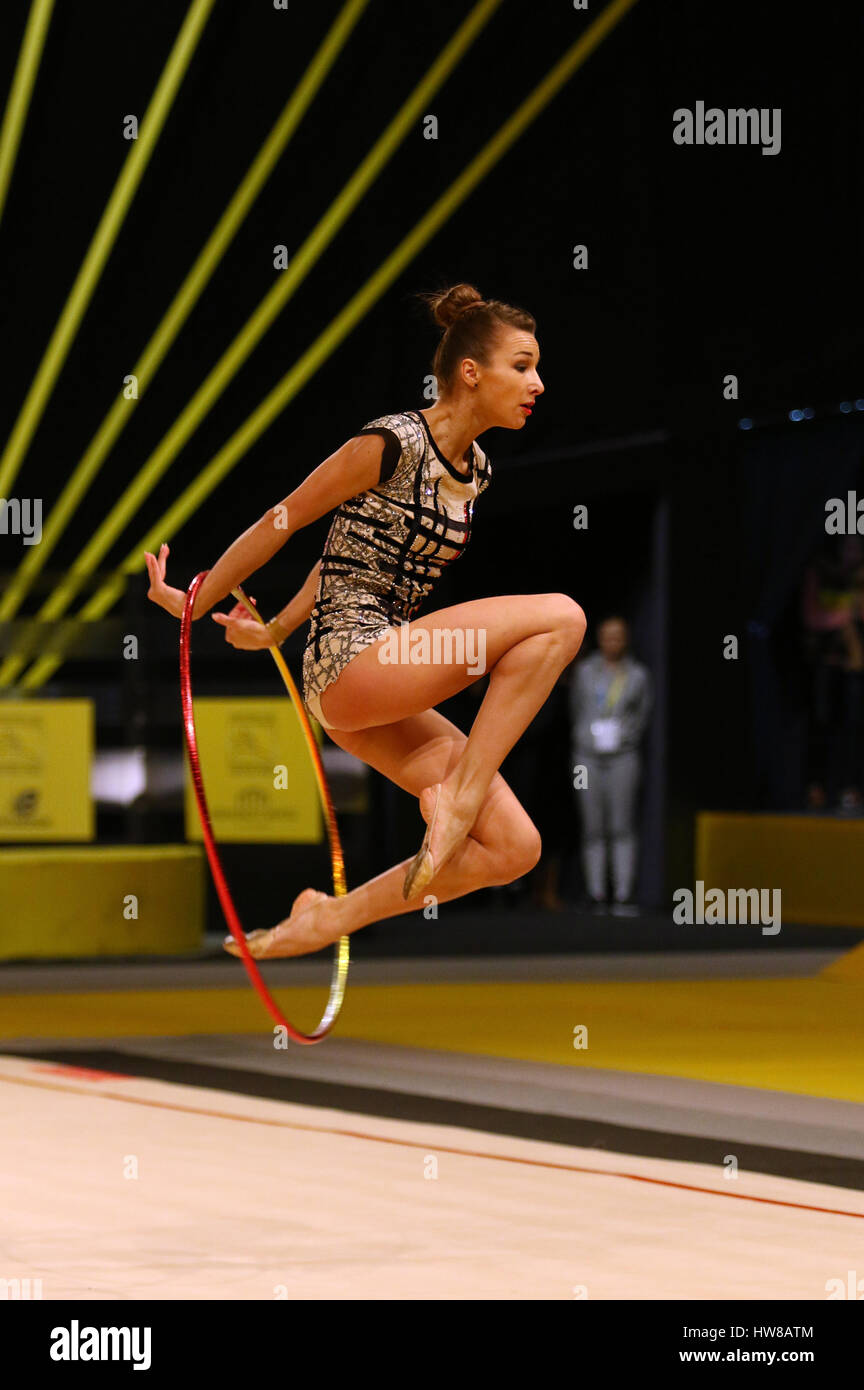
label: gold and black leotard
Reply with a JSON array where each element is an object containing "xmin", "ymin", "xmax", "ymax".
[{"xmin": 301, "ymin": 409, "xmax": 492, "ymax": 726}]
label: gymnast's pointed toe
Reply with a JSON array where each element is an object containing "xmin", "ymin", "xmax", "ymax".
[
  {"xmin": 402, "ymin": 846, "xmax": 436, "ymax": 900},
  {"xmin": 223, "ymin": 929, "xmax": 270, "ymax": 959},
  {"xmin": 402, "ymin": 783, "xmax": 442, "ymax": 899}
]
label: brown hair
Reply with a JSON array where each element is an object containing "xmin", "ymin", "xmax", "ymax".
[{"xmin": 414, "ymin": 282, "xmax": 535, "ymax": 394}]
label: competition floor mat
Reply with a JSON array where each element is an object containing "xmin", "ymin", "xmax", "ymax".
[
  {"xmin": 1, "ymin": 1049, "xmax": 862, "ymax": 1301},
  {"xmin": 2, "ymin": 949, "xmax": 862, "ymax": 1299}
]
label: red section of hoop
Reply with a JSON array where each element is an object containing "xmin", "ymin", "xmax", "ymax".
[{"xmin": 179, "ymin": 571, "xmax": 337, "ymax": 1044}]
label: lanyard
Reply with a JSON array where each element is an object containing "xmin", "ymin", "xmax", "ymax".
[{"xmin": 596, "ymin": 668, "xmax": 627, "ymax": 713}]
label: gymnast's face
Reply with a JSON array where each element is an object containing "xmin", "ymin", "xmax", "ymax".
[{"xmin": 470, "ymin": 327, "xmax": 544, "ymax": 428}]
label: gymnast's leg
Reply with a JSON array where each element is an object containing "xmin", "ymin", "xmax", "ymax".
[
  {"xmin": 225, "ymin": 708, "xmax": 542, "ymax": 958},
  {"xmin": 320, "ymin": 592, "xmax": 586, "ymax": 886}
]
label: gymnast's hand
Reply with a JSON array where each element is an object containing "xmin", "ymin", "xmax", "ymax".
[
  {"xmin": 211, "ymin": 600, "xmax": 278, "ymax": 650},
  {"xmin": 144, "ymin": 543, "xmax": 186, "ymax": 619}
]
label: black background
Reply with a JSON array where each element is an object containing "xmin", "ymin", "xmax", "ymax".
[{"xmin": 0, "ymin": 0, "xmax": 862, "ymax": 898}]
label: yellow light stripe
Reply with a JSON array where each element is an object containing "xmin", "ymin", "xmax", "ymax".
[
  {"xmin": 0, "ymin": 0, "xmax": 505, "ymax": 689},
  {"xmin": 0, "ymin": 0, "xmax": 371, "ymax": 636},
  {"xmin": 0, "ymin": 0, "xmax": 55, "ymax": 229},
  {"xmin": 17, "ymin": 0, "xmax": 639, "ymax": 691},
  {"xmin": 0, "ymin": 0, "xmax": 217, "ymax": 501}
]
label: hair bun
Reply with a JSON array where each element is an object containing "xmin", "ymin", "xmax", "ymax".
[{"xmin": 427, "ymin": 283, "xmax": 485, "ymax": 330}]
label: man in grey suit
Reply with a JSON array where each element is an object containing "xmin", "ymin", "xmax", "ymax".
[{"xmin": 570, "ymin": 616, "xmax": 653, "ymax": 914}]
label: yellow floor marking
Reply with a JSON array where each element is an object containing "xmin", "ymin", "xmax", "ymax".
[
  {"xmin": 822, "ymin": 941, "xmax": 864, "ymax": 982},
  {"xmin": 2, "ymin": 975, "xmax": 864, "ymax": 1102}
]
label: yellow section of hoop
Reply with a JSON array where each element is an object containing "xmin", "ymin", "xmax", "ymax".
[{"xmin": 229, "ymin": 586, "xmax": 349, "ymax": 1017}]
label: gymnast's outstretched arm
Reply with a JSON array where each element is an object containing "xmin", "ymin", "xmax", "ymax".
[{"xmin": 143, "ymin": 433, "xmax": 387, "ymax": 622}]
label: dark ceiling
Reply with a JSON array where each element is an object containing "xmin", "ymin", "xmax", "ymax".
[{"xmin": 0, "ymin": 0, "xmax": 860, "ymax": 599}]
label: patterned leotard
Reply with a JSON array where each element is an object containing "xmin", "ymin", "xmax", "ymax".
[{"xmin": 301, "ymin": 409, "xmax": 492, "ymax": 722}]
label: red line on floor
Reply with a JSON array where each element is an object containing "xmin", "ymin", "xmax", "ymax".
[
  {"xmin": 2, "ymin": 1067, "xmax": 861, "ymax": 1221},
  {"xmin": 34, "ymin": 1063, "xmax": 137, "ymax": 1082}
]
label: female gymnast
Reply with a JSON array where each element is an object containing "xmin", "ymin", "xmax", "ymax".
[{"xmin": 145, "ymin": 283, "xmax": 586, "ymax": 958}]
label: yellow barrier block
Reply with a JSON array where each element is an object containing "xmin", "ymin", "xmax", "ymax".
[
  {"xmin": 0, "ymin": 846, "xmax": 204, "ymax": 958},
  {"xmin": 696, "ymin": 813, "xmax": 864, "ymax": 927}
]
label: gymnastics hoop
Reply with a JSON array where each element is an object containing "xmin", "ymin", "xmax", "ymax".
[{"xmin": 180, "ymin": 570, "xmax": 349, "ymax": 1045}]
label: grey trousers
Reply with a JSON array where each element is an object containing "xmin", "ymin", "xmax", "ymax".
[{"xmin": 576, "ymin": 750, "xmax": 641, "ymax": 902}]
